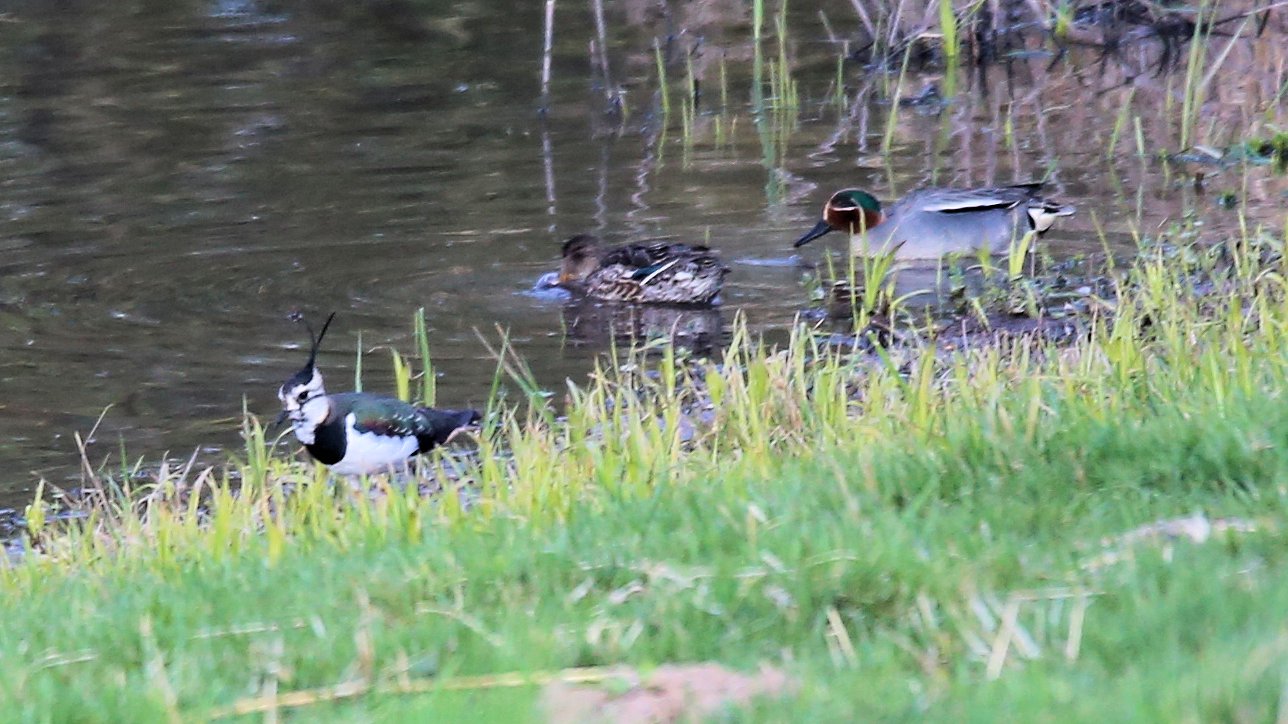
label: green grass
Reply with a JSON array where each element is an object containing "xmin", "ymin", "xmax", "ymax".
[{"xmin": 6, "ymin": 230, "xmax": 1288, "ymax": 720}]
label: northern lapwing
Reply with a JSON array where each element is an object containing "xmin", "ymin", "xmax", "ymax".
[{"xmin": 276, "ymin": 313, "xmax": 480, "ymax": 475}]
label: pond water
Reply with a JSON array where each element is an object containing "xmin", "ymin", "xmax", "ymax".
[{"xmin": 0, "ymin": 0, "xmax": 1284, "ymax": 507}]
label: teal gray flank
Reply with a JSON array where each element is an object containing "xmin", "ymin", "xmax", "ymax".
[{"xmin": 794, "ymin": 183, "xmax": 1075, "ymax": 260}]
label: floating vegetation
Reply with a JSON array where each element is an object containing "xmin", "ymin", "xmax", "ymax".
[
  {"xmin": 1249, "ymin": 132, "xmax": 1288, "ymax": 172},
  {"xmin": 1166, "ymin": 135, "xmax": 1288, "ymax": 183}
]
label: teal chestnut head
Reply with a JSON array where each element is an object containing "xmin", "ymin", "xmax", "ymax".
[{"xmin": 794, "ymin": 189, "xmax": 885, "ymax": 248}]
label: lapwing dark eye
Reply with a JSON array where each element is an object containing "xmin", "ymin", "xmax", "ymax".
[{"xmin": 297, "ymin": 391, "xmax": 308, "ymax": 403}]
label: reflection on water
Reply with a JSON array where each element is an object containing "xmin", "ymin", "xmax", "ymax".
[
  {"xmin": 560, "ymin": 299, "xmax": 726, "ymax": 356},
  {"xmin": 0, "ymin": 0, "xmax": 1284, "ymax": 505}
]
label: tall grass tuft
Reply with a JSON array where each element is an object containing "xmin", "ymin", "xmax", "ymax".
[
  {"xmin": 937, "ymin": 0, "xmax": 959, "ymax": 62},
  {"xmin": 1178, "ymin": 0, "xmax": 1212, "ymax": 149},
  {"xmin": 653, "ymin": 38, "xmax": 671, "ymax": 120}
]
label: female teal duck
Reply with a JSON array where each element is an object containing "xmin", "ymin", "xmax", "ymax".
[
  {"xmin": 794, "ymin": 183, "xmax": 1075, "ymax": 260},
  {"xmin": 558, "ymin": 234, "xmax": 730, "ymax": 305}
]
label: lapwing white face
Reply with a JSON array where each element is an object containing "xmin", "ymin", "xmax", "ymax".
[{"xmin": 278, "ymin": 367, "xmax": 330, "ymax": 444}]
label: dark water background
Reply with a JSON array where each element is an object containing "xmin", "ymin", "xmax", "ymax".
[{"xmin": 0, "ymin": 0, "xmax": 1284, "ymax": 506}]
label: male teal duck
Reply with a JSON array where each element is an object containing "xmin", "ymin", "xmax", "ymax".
[
  {"xmin": 794, "ymin": 183, "xmax": 1075, "ymax": 260},
  {"xmin": 558, "ymin": 234, "xmax": 730, "ymax": 305}
]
